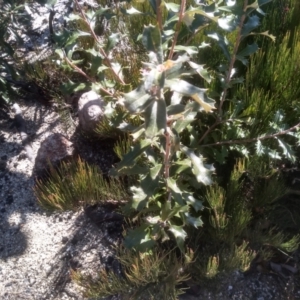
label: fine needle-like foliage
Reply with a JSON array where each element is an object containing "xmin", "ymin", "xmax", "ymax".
[
  {"xmin": 34, "ymin": 157, "xmax": 128, "ymax": 211},
  {"xmin": 72, "ymin": 246, "xmax": 190, "ymax": 300}
]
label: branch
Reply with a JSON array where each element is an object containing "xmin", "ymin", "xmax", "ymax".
[
  {"xmin": 168, "ymin": 0, "xmax": 186, "ymax": 60},
  {"xmin": 199, "ymin": 0, "xmax": 248, "ymax": 145},
  {"xmin": 200, "ymin": 122, "xmax": 300, "ymax": 148},
  {"xmin": 156, "ymin": 0, "xmax": 163, "ymax": 31},
  {"xmin": 73, "ymin": 0, "xmax": 125, "ymax": 85},
  {"xmin": 63, "ymin": 51, "xmax": 114, "ymax": 96},
  {"xmin": 164, "ymin": 129, "xmax": 172, "ymax": 203},
  {"xmin": 218, "ymin": 0, "xmax": 248, "ymax": 117}
]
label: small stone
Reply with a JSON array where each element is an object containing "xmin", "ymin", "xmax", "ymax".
[
  {"xmin": 34, "ymin": 133, "xmax": 75, "ymax": 174},
  {"xmin": 78, "ymin": 90, "xmax": 105, "ymax": 133}
]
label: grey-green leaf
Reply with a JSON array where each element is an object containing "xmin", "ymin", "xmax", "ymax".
[
  {"xmin": 142, "ymin": 25, "xmax": 163, "ymax": 64},
  {"xmin": 181, "ymin": 146, "xmax": 214, "ymax": 185},
  {"xmin": 123, "ymin": 84, "xmax": 155, "ymax": 113},
  {"xmin": 169, "ymin": 224, "xmax": 187, "ymax": 253},
  {"xmin": 144, "ymin": 99, "xmax": 167, "ymax": 138},
  {"xmin": 166, "ymin": 79, "xmax": 215, "ymax": 112}
]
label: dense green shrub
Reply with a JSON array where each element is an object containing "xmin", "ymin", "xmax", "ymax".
[{"xmin": 6, "ymin": 0, "xmax": 299, "ymax": 297}]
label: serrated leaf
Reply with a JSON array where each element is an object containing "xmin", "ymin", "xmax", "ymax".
[
  {"xmin": 249, "ymin": 30, "xmax": 276, "ymax": 42},
  {"xmin": 53, "ymin": 29, "xmax": 90, "ymax": 47},
  {"xmin": 124, "ymin": 224, "xmax": 156, "ymax": 251},
  {"xmin": 122, "ymin": 6, "xmax": 143, "ymax": 15},
  {"xmin": 167, "ymin": 104, "xmax": 186, "ymax": 119},
  {"xmin": 174, "ymin": 110, "xmax": 197, "ymax": 133},
  {"xmin": 236, "ymin": 43, "xmax": 259, "ymax": 65},
  {"xmin": 207, "ymin": 32, "xmax": 230, "ymax": 61},
  {"xmin": 242, "ymin": 15, "xmax": 260, "ymax": 37},
  {"xmin": 218, "ymin": 15, "xmax": 238, "ymax": 32},
  {"xmin": 123, "ymin": 84, "xmax": 155, "ymax": 113},
  {"xmin": 144, "ymin": 99, "xmax": 166, "ymax": 138},
  {"xmin": 115, "ymin": 139, "xmax": 152, "ymax": 171},
  {"xmin": 144, "ymin": 68, "xmax": 165, "ymax": 94},
  {"xmin": 277, "ymin": 138, "xmax": 296, "ymax": 162},
  {"xmin": 182, "ymin": 7, "xmax": 218, "ymax": 27},
  {"xmin": 169, "ymin": 224, "xmax": 187, "ymax": 253},
  {"xmin": 105, "ymin": 33, "xmax": 120, "ymax": 52},
  {"xmin": 149, "ymin": 163, "xmax": 163, "ymax": 180},
  {"xmin": 182, "ymin": 193, "xmax": 203, "ymax": 212},
  {"xmin": 60, "ymin": 81, "xmax": 87, "ymax": 95},
  {"xmin": 142, "ymin": 25, "xmax": 163, "ymax": 64},
  {"xmin": 173, "ymin": 45, "xmax": 198, "ymax": 55},
  {"xmin": 166, "ymin": 79, "xmax": 215, "ymax": 112},
  {"xmin": 131, "ymin": 186, "xmax": 148, "ymax": 210},
  {"xmin": 183, "ymin": 212, "xmax": 203, "ymax": 228},
  {"xmin": 188, "ymin": 61, "xmax": 212, "ymax": 83},
  {"xmin": 164, "ymin": 2, "xmax": 180, "ymax": 12},
  {"xmin": 167, "ymin": 178, "xmax": 185, "ymax": 206},
  {"xmin": 181, "ymin": 146, "xmax": 214, "ymax": 185}
]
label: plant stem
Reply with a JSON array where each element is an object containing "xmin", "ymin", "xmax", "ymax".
[
  {"xmin": 200, "ymin": 121, "xmax": 300, "ymax": 148},
  {"xmin": 168, "ymin": 0, "xmax": 186, "ymax": 60},
  {"xmin": 63, "ymin": 51, "xmax": 114, "ymax": 96},
  {"xmin": 164, "ymin": 128, "xmax": 172, "ymax": 203},
  {"xmin": 218, "ymin": 0, "xmax": 248, "ymax": 117},
  {"xmin": 73, "ymin": 0, "xmax": 125, "ymax": 85},
  {"xmin": 156, "ymin": 0, "xmax": 163, "ymax": 31},
  {"xmin": 199, "ymin": 0, "xmax": 248, "ymax": 145}
]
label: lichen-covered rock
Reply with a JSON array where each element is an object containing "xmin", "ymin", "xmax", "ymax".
[
  {"xmin": 34, "ymin": 133, "xmax": 74, "ymax": 173},
  {"xmin": 78, "ymin": 90, "xmax": 105, "ymax": 133}
]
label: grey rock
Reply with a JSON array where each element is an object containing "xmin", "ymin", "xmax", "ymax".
[
  {"xmin": 78, "ymin": 90, "xmax": 105, "ymax": 133},
  {"xmin": 34, "ymin": 133, "xmax": 74, "ymax": 173}
]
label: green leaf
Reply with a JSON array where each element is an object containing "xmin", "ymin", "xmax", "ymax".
[
  {"xmin": 207, "ymin": 32, "xmax": 230, "ymax": 61},
  {"xmin": 121, "ymin": 6, "xmax": 143, "ymax": 15},
  {"xmin": 242, "ymin": 15, "xmax": 260, "ymax": 37},
  {"xmin": 181, "ymin": 146, "xmax": 214, "ymax": 185},
  {"xmin": 218, "ymin": 15, "xmax": 238, "ymax": 32},
  {"xmin": 183, "ymin": 213, "xmax": 203, "ymax": 228},
  {"xmin": 164, "ymin": 2, "xmax": 180, "ymax": 12},
  {"xmin": 249, "ymin": 31, "xmax": 276, "ymax": 42},
  {"xmin": 188, "ymin": 61, "xmax": 212, "ymax": 83},
  {"xmin": 115, "ymin": 139, "xmax": 152, "ymax": 171},
  {"xmin": 144, "ymin": 99, "xmax": 167, "ymax": 138},
  {"xmin": 167, "ymin": 104, "xmax": 186, "ymax": 116},
  {"xmin": 236, "ymin": 43, "xmax": 259, "ymax": 65},
  {"xmin": 60, "ymin": 81, "xmax": 88, "ymax": 95},
  {"xmin": 182, "ymin": 6, "xmax": 218, "ymax": 27},
  {"xmin": 173, "ymin": 45, "xmax": 198, "ymax": 55},
  {"xmin": 276, "ymin": 138, "xmax": 296, "ymax": 162},
  {"xmin": 174, "ymin": 110, "xmax": 197, "ymax": 133},
  {"xmin": 169, "ymin": 224, "xmax": 187, "ymax": 253},
  {"xmin": 166, "ymin": 79, "xmax": 215, "ymax": 112},
  {"xmin": 124, "ymin": 224, "xmax": 156, "ymax": 251},
  {"xmin": 182, "ymin": 193, "xmax": 203, "ymax": 212},
  {"xmin": 53, "ymin": 29, "xmax": 90, "ymax": 47},
  {"xmin": 105, "ymin": 33, "xmax": 120, "ymax": 52},
  {"xmin": 142, "ymin": 25, "xmax": 163, "ymax": 64},
  {"xmin": 144, "ymin": 68, "xmax": 165, "ymax": 94},
  {"xmin": 131, "ymin": 186, "xmax": 148, "ymax": 210},
  {"xmin": 123, "ymin": 84, "xmax": 155, "ymax": 113},
  {"xmin": 167, "ymin": 178, "xmax": 185, "ymax": 206}
]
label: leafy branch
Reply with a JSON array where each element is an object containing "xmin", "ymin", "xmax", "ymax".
[
  {"xmin": 73, "ymin": 0, "xmax": 125, "ymax": 85},
  {"xmin": 200, "ymin": 121, "xmax": 300, "ymax": 148}
]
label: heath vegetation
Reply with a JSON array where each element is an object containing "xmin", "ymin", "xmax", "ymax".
[{"xmin": 2, "ymin": 0, "xmax": 300, "ymax": 298}]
